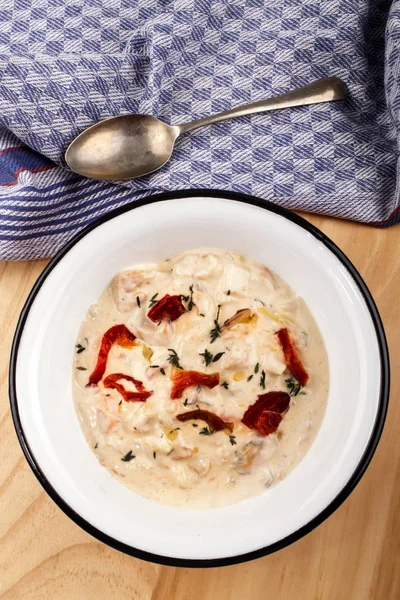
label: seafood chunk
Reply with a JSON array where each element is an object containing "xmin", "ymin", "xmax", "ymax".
[
  {"xmin": 190, "ymin": 457, "xmax": 211, "ymax": 476},
  {"xmin": 223, "ymin": 264, "xmax": 250, "ymax": 295},
  {"xmin": 222, "ymin": 338, "xmax": 251, "ymax": 370},
  {"xmin": 113, "ymin": 269, "xmax": 153, "ymax": 312},
  {"xmin": 235, "ymin": 440, "xmax": 263, "ymax": 474},
  {"xmin": 96, "ymin": 409, "xmax": 120, "ymax": 434}
]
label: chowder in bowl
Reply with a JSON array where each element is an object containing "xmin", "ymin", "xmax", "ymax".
[{"xmin": 10, "ymin": 190, "xmax": 389, "ymax": 566}]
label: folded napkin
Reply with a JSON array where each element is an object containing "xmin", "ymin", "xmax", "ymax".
[{"xmin": 0, "ymin": 0, "xmax": 398, "ymax": 260}]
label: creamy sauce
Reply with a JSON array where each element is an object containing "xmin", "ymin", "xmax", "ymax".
[{"xmin": 73, "ymin": 249, "xmax": 329, "ymax": 508}]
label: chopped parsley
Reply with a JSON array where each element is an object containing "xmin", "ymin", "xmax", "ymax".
[
  {"xmin": 209, "ymin": 304, "xmax": 222, "ymax": 343},
  {"xmin": 286, "ymin": 376, "xmax": 303, "ymax": 397},
  {"xmin": 229, "ymin": 435, "xmax": 236, "ymax": 446},
  {"xmin": 76, "ymin": 366, "xmax": 87, "ymax": 371},
  {"xmin": 260, "ymin": 369, "xmax": 266, "ymax": 389},
  {"xmin": 121, "ymin": 450, "xmax": 135, "ymax": 462},
  {"xmin": 167, "ymin": 349, "xmax": 183, "ymax": 369},
  {"xmin": 75, "ymin": 343, "xmax": 86, "ymax": 354},
  {"xmin": 199, "ymin": 348, "xmax": 213, "ymax": 367},
  {"xmin": 254, "ymin": 362, "xmax": 260, "ymax": 374},
  {"xmin": 247, "ymin": 374, "xmax": 253, "ymax": 382},
  {"xmin": 183, "ymin": 398, "xmax": 189, "ymax": 406},
  {"xmin": 199, "ymin": 426, "xmax": 212, "ymax": 435},
  {"xmin": 160, "ymin": 367, "xmax": 166, "ymax": 375},
  {"xmin": 136, "ymin": 296, "xmax": 141, "ymax": 308},
  {"xmin": 221, "ymin": 381, "xmax": 229, "ymax": 389},
  {"xmin": 148, "ymin": 293, "xmax": 158, "ymax": 308}
]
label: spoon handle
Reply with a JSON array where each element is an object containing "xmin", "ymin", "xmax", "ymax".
[{"xmin": 177, "ymin": 77, "xmax": 347, "ymax": 135}]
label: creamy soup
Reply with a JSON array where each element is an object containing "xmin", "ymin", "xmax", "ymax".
[{"xmin": 73, "ymin": 249, "xmax": 329, "ymax": 508}]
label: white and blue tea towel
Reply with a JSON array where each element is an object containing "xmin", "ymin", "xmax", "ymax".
[{"xmin": 0, "ymin": 0, "xmax": 399, "ymax": 260}]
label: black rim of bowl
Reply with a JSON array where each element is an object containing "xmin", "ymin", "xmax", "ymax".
[{"xmin": 9, "ymin": 189, "xmax": 390, "ymax": 568}]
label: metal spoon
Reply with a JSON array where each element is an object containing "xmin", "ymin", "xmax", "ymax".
[{"xmin": 65, "ymin": 77, "xmax": 346, "ymax": 181}]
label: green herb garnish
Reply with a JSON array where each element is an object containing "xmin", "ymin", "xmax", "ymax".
[
  {"xmin": 148, "ymin": 293, "xmax": 158, "ymax": 308},
  {"xmin": 210, "ymin": 304, "xmax": 222, "ymax": 343},
  {"xmin": 192, "ymin": 423, "xmax": 198, "ymax": 428},
  {"xmin": 254, "ymin": 298, "xmax": 266, "ymax": 306},
  {"xmin": 76, "ymin": 366, "xmax": 87, "ymax": 371},
  {"xmin": 199, "ymin": 313, "xmax": 205, "ymax": 317},
  {"xmin": 118, "ymin": 400, "xmax": 122, "ymax": 406},
  {"xmin": 183, "ymin": 398, "xmax": 188, "ymax": 406},
  {"xmin": 254, "ymin": 362, "xmax": 260, "ymax": 374},
  {"xmin": 150, "ymin": 365, "xmax": 160, "ymax": 368},
  {"xmin": 75, "ymin": 343, "xmax": 86, "ymax": 354},
  {"xmin": 160, "ymin": 367, "xmax": 166, "ymax": 375},
  {"xmin": 221, "ymin": 381, "xmax": 229, "ymax": 389},
  {"xmin": 286, "ymin": 376, "xmax": 303, "ymax": 397},
  {"xmin": 121, "ymin": 450, "xmax": 135, "ymax": 462},
  {"xmin": 229, "ymin": 435, "xmax": 236, "ymax": 446},
  {"xmin": 136, "ymin": 296, "xmax": 141, "ymax": 308},
  {"xmin": 167, "ymin": 349, "xmax": 183, "ymax": 369},
  {"xmin": 188, "ymin": 285, "xmax": 195, "ymax": 311},
  {"xmin": 94, "ymin": 443, "xmax": 98, "ymax": 449},
  {"xmin": 200, "ymin": 349, "xmax": 225, "ymax": 366},
  {"xmin": 227, "ymin": 290, "xmax": 231, "ymax": 295},
  {"xmin": 260, "ymin": 370, "xmax": 266, "ymax": 389},
  {"xmin": 247, "ymin": 375, "xmax": 253, "ymax": 382},
  {"xmin": 153, "ymin": 452, "xmax": 156, "ymax": 459},
  {"xmin": 199, "ymin": 349, "xmax": 213, "ymax": 367},
  {"xmin": 181, "ymin": 284, "xmax": 195, "ymax": 311},
  {"xmin": 199, "ymin": 427, "xmax": 212, "ymax": 436}
]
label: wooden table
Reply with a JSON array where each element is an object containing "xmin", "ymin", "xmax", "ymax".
[{"xmin": 1, "ymin": 213, "xmax": 399, "ymax": 600}]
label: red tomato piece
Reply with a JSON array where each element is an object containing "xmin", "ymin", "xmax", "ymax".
[
  {"xmin": 176, "ymin": 409, "xmax": 234, "ymax": 433},
  {"xmin": 242, "ymin": 391, "xmax": 290, "ymax": 436},
  {"xmin": 147, "ymin": 294, "xmax": 186, "ymax": 322},
  {"xmin": 170, "ymin": 369, "xmax": 220, "ymax": 399},
  {"xmin": 103, "ymin": 373, "xmax": 153, "ymax": 402},
  {"xmin": 87, "ymin": 324, "xmax": 136, "ymax": 386},
  {"xmin": 275, "ymin": 327, "xmax": 309, "ymax": 386}
]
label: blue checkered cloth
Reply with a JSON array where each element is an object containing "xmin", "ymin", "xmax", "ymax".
[{"xmin": 0, "ymin": 0, "xmax": 399, "ymax": 260}]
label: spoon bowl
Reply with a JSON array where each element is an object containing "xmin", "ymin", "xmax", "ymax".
[
  {"xmin": 66, "ymin": 115, "xmax": 180, "ymax": 180},
  {"xmin": 65, "ymin": 77, "xmax": 347, "ymax": 180}
]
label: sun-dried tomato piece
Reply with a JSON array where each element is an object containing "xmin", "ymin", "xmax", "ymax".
[
  {"xmin": 87, "ymin": 324, "xmax": 136, "ymax": 386},
  {"xmin": 103, "ymin": 373, "xmax": 153, "ymax": 402},
  {"xmin": 275, "ymin": 327, "xmax": 309, "ymax": 386},
  {"xmin": 147, "ymin": 294, "xmax": 186, "ymax": 322},
  {"xmin": 170, "ymin": 369, "xmax": 220, "ymax": 399},
  {"xmin": 176, "ymin": 409, "xmax": 234, "ymax": 433},
  {"xmin": 242, "ymin": 391, "xmax": 290, "ymax": 436}
]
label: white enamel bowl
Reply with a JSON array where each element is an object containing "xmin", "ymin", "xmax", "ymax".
[{"xmin": 9, "ymin": 190, "xmax": 389, "ymax": 567}]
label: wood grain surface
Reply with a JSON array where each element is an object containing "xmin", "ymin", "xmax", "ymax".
[{"xmin": 1, "ymin": 213, "xmax": 399, "ymax": 600}]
